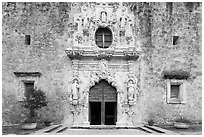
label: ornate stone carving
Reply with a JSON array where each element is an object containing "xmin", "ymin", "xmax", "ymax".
[
  {"xmin": 123, "ymin": 50, "xmax": 141, "ymax": 60},
  {"xmin": 64, "ymin": 3, "xmax": 143, "ymax": 128},
  {"xmin": 70, "ymin": 78, "xmax": 80, "ymax": 105},
  {"xmin": 81, "ymin": 4, "xmax": 90, "ymax": 30},
  {"xmin": 99, "ymin": 59, "xmax": 108, "ymax": 74},
  {"xmin": 68, "ymin": 2, "xmax": 138, "ymax": 51},
  {"xmin": 127, "ymin": 79, "xmax": 138, "ymax": 105},
  {"xmin": 70, "ymin": 103, "xmax": 83, "ymax": 127},
  {"xmin": 125, "ymin": 72, "xmax": 139, "ymax": 105},
  {"xmin": 124, "ymin": 104, "xmax": 136, "ymax": 127},
  {"xmin": 69, "ymin": 68, "xmax": 84, "ymax": 106},
  {"xmin": 94, "ymin": 49, "xmax": 114, "ymax": 60},
  {"xmin": 101, "ymin": 11, "xmax": 107, "ymax": 23},
  {"xmin": 65, "ymin": 48, "xmax": 84, "ymax": 60},
  {"xmin": 75, "ymin": 17, "xmax": 83, "ymax": 34},
  {"xmin": 84, "ymin": 71, "xmax": 121, "ymax": 94},
  {"xmin": 120, "ymin": 15, "xmax": 127, "ymax": 30},
  {"xmin": 70, "ymin": 103, "xmax": 83, "ymax": 114}
]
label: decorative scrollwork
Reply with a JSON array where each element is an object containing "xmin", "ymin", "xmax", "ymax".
[{"xmin": 84, "ymin": 71, "xmax": 121, "ymax": 94}]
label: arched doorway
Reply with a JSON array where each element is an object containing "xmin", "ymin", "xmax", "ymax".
[{"xmin": 89, "ymin": 80, "xmax": 117, "ymax": 125}]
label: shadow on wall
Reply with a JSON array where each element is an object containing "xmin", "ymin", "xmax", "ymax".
[
  {"xmin": 2, "ymin": 93, "xmax": 29, "ymax": 125},
  {"xmin": 37, "ymin": 97, "xmax": 66, "ymax": 125}
]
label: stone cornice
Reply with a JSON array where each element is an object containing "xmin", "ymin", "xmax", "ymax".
[
  {"xmin": 162, "ymin": 70, "xmax": 190, "ymax": 79},
  {"xmin": 14, "ymin": 72, "xmax": 41, "ymax": 77},
  {"xmin": 65, "ymin": 46, "xmax": 142, "ymax": 60}
]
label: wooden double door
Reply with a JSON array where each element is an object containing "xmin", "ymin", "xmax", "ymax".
[{"xmin": 89, "ymin": 80, "xmax": 117, "ymax": 125}]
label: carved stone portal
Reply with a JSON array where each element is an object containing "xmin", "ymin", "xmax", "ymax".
[
  {"xmin": 66, "ymin": 59, "xmax": 141, "ymax": 127},
  {"xmin": 65, "ymin": 2, "xmax": 142, "ymax": 128}
]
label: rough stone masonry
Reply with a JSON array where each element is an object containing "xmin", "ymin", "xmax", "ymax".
[{"xmin": 2, "ymin": 2, "xmax": 202, "ymax": 127}]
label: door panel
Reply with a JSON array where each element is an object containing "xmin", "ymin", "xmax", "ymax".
[
  {"xmin": 105, "ymin": 102, "xmax": 117, "ymax": 125},
  {"xmin": 90, "ymin": 102, "xmax": 101, "ymax": 125}
]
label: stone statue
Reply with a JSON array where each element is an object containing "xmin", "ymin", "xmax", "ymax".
[
  {"xmin": 71, "ymin": 79, "xmax": 80, "ymax": 105},
  {"xmin": 76, "ymin": 33, "xmax": 83, "ymax": 45},
  {"xmin": 83, "ymin": 16, "xmax": 89, "ymax": 28},
  {"xmin": 127, "ymin": 80, "xmax": 136, "ymax": 104},
  {"xmin": 126, "ymin": 34, "xmax": 133, "ymax": 45},
  {"xmin": 126, "ymin": 19, "xmax": 133, "ymax": 35},
  {"xmin": 101, "ymin": 11, "xmax": 107, "ymax": 23},
  {"xmin": 127, "ymin": 80, "xmax": 134, "ymax": 100},
  {"xmin": 120, "ymin": 15, "xmax": 127, "ymax": 29},
  {"xmin": 76, "ymin": 17, "xmax": 83, "ymax": 34},
  {"xmin": 101, "ymin": 62, "xmax": 107, "ymax": 73}
]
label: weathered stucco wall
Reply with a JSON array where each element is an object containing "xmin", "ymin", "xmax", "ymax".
[
  {"xmin": 2, "ymin": 2, "xmax": 73, "ymax": 126},
  {"xmin": 131, "ymin": 2, "xmax": 202, "ymax": 125},
  {"xmin": 2, "ymin": 2, "xmax": 202, "ymax": 126}
]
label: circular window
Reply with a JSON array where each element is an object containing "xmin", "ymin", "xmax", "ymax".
[{"xmin": 95, "ymin": 27, "xmax": 113, "ymax": 48}]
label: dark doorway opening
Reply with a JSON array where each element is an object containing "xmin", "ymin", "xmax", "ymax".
[
  {"xmin": 90, "ymin": 102, "xmax": 101, "ymax": 125},
  {"xmin": 89, "ymin": 80, "xmax": 117, "ymax": 125},
  {"xmin": 105, "ymin": 102, "xmax": 117, "ymax": 125}
]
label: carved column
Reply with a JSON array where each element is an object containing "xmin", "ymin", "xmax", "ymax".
[
  {"xmin": 116, "ymin": 91, "xmax": 127, "ymax": 127},
  {"xmin": 126, "ymin": 105, "xmax": 135, "ymax": 127},
  {"xmin": 82, "ymin": 92, "xmax": 90, "ymax": 127},
  {"xmin": 72, "ymin": 59, "xmax": 79, "ymax": 71},
  {"xmin": 128, "ymin": 60, "xmax": 134, "ymax": 72},
  {"xmin": 71, "ymin": 59, "xmax": 81, "ymax": 127}
]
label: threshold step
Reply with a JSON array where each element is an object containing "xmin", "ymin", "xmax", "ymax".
[
  {"xmin": 144, "ymin": 125, "xmax": 165, "ymax": 133},
  {"xmin": 145, "ymin": 125, "xmax": 179, "ymax": 135},
  {"xmin": 56, "ymin": 126, "xmax": 68, "ymax": 133},
  {"xmin": 139, "ymin": 126, "xmax": 162, "ymax": 134},
  {"xmin": 89, "ymin": 125, "xmax": 116, "ymax": 129},
  {"xmin": 44, "ymin": 125, "xmax": 62, "ymax": 133}
]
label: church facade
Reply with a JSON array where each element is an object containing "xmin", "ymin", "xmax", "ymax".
[{"xmin": 2, "ymin": 2, "xmax": 202, "ymax": 127}]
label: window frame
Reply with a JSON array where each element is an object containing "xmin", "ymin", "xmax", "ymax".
[
  {"xmin": 14, "ymin": 72, "xmax": 41, "ymax": 101},
  {"xmin": 172, "ymin": 36, "xmax": 179, "ymax": 45},
  {"xmin": 23, "ymin": 81, "xmax": 35, "ymax": 99},
  {"xmin": 167, "ymin": 79, "xmax": 186, "ymax": 104},
  {"xmin": 95, "ymin": 27, "xmax": 113, "ymax": 48},
  {"xmin": 25, "ymin": 35, "xmax": 31, "ymax": 45},
  {"xmin": 170, "ymin": 85, "xmax": 180, "ymax": 98}
]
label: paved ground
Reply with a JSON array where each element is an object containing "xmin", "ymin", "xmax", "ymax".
[
  {"xmin": 162, "ymin": 125, "xmax": 202, "ymax": 135},
  {"xmin": 3, "ymin": 124, "xmax": 202, "ymax": 135},
  {"xmin": 31, "ymin": 125, "xmax": 180, "ymax": 135}
]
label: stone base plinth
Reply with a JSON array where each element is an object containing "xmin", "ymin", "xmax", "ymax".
[
  {"xmin": 133, "ymin": 123, "xmax": 144, "ymax": 127},
  {"xmin": 116, "ymin": 122, "xmax": 127, "ymax": 128},
  {"xmin": 82, "ymin": 122, "xmax": 90, "ymax": 128},
  {"xmin": 72, "ymin": 122, "xmax": 79, "ymax": 128},
  {"xmin": 126, "ymin": 122, "xmax": 134, "ymax": 128}
]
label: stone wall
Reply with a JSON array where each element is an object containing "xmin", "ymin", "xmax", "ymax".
[
  {"xmin": 2, "ymin": 2, "xmax": 73, "ymax": 126},
  {"xmin": 130, "ymin": 2, "xmax": 202, "ymax": 125},
  {"xmin": 2, "ymin": 2, "xmax": 202, "ymax": 126}
]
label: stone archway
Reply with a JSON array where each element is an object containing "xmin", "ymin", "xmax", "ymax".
[
  {"xmin": 89, "ymin": 80, "xmax": 117, "ymax": 125},
  {"xmin": 81, "ymin": 71, "xmax": 127, "ymax": 127}
]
